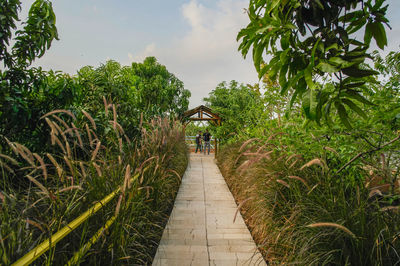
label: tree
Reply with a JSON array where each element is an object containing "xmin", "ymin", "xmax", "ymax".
[
  {"xmin": 1, "ymin": 0, "xmax": 58, "ymax": 69},
  {"xmin": 131, "ymin": 57, "xmax": 190, "ymax": 117},
  {"xmin": 238, "ymin": 0, "xmax": 390, "ymax": 128},
  {"xmin": 204, "ymin": 80, "xmax": 265, "ymax": 140}
]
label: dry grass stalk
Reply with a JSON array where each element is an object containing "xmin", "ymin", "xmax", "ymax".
[
  {"xmin": 45, "ymin": 118, "xmax": 59, "ymax": 136},
  {"xmin": 58, "ymin": 186, "xmax": 83, "ymax": 193},
  {"xmin": 307, "ymin": 183, "xmax": 319, "ymax": 195},
  {"xmin": 71, "ymin": 122, "xmax": 83, "ymax": 148},
  {"xmin": 65, "ymin": 141, "xmax": 72, "ymax": 158},
  {"xmin": 125, "ymin": 164, "xmax": 131, "ymax": 189},
  {"xmin": 288, "ymin": 176, "xmax": 309, "ymax": 189},
  {"xmin": 85, "ymin": 123, "xmax": 93, "ymax": 145},
  {"xmin": 0, "ymin": 192, "xmax": 5, "ymax": 203},
  {"xmin": 14, "ymin": 143, "xmax": 35, "ymax": 166},
  {"xmin": 166, "ymin": 169, "xmax": 182, "ymax": 181},
  {"xmin": 89, "ymin": 129, "xmax": 99, "ymax": 145},
  {"xmin": 41, "ymin": 109, "xmax": 76, "ymax": 120},
  {"xmin": 93, "ymin": 162, "xmax": 102, "ymax": 177},
  {"xmin": 79, "ymin": 162, "xmax": 87, "ymax": 178},
  {"xmin": 285, "ymin": 154, "xmax": 302, "ymax": 165},
  {"xmin": 233, "ymin": 197, "xmax": 253, "ymax": 223},
  {"xmin": 46, "ymin": 153, "xmax": 63, "ymax": 179},
  {"xmin": 6, "ymin": 138, "xmax": 19, "ymax": 155},
  {"xmin": 137, "ymin": 156, "xmax": 156, "ymax": 172},
  {"xmin": 26, "ymin": 219, "xmax": 45, "ymax": 233},
  {"xmin": 324, "ymin": 146, "xmax": 339, "ymax": 156},
  {"xmin": 51, "ymin": 120, "xmax": 67, "ymax": 142},
  {"xmin": 276, "ymin": 179, "xmax": 290, "ymax": 188},
  {"xmin": 0, "ymin": 160, "xmax": 14, "ymax": 173},
  {"xmin": 289, "ymin": 158, "xmax": 300, "ymax": 169},
  {"xmin": 124, "ymin": 134, "xmax": 131, "ymax": 145},
  {"xmin": 33, "ymin": 153, "xmax": 48, "ymax": 180},
  {"xmin": 139, "ymin": 112, "xmax": 143, "ymax": 129},
  {"xmin": 115, "ymin": 194, "xmax": 123, "ymax": 216},
  {"xmin": 82, "ymin": 109, "xmax": 97, "ymax": 130},
  {"xmin": 368, "ymin": 189, "xmax": 383, "ymax": 198},
  {"xmin": 112, "ymin": 104, "xmax": 117, "ymax": 129},
  {"xmin": 239, "ymin": 138, "xmax": 259, "ymax": 153},
  {"xmin": 119, "ymin": 138, "xmax": 123, "ymax": 153},
  {"xmin": 307, "ymin": 222, "xmax": 356, "ymax": 239},
  {"xmin": 380, "ymin": 206, "xmax": 400, "ymax": 212},
  {"xmin": 266, "ymin": 132, "xmax": 284, "ymax": 142},
  {"xmin": 26, "ymin": 175, "xmax": 50, "ymax": 198},
  {"xmin": 52, "ymin": 114, "xmax": 72, "ymax": 133},
  {"xmin": 91, "ymin": 141, "xmax": 101, "ymax": 161},
  {"xmin": 64, "ymin": 156, "xmax": 75, "ymax": 178},
  {"xmin": 300, "ymin": 158, "xmax": 326, "ymax": 171},
  {"xmin": 53, "ymin": 135, "xmax": 66, "ymax": 154},
  {"xmin": 103, "ymin": 96, "xmax": 109, "ymax": 116},
  {"xmin": 237, "ymin": 160, "xmax": 251, "ymax": 173},
  {"xmin": 0, "ymin": 154, "xmax": 19, "ymax": 166}
]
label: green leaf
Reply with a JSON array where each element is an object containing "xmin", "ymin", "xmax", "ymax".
[
  {"xmin": 279, "ymin": 63, "xmax": 289, "ymax": 88},
  {"xmin": 364, "ymin": 22, "xmax": 373, "ymax": 45},
  {"xmin": 253, "ymin": 44, "xmax": 264, "ymax": 72},
  {"xmin": 342, "ymin": 98, "xmax": 368, "ymax": 119},
  {"xmin": 343, "ymin": 89, "xmax": 374, "ymax": 105},
  {"xmin": 311, "ymin": 38, "xmax": 321, "ymax": 65},
  {"xmin": 280, "ymin": 36, "xmax": 289, "ymax": 50},
  {"xmin": 324, "ymin": 100, "xmax": 334, "ymax": 127},
  {"xmin": 304, "ymin": 65, "xmax": 315, "ymax": 90},
  {"xmin": 316, "ymin": 61, "xmax": 338, "ymax": 73},
  {"xmin": 328, "ymin": 57, "xmax": 355, "ymax": 68},
  {"xmin": 369, "ymin": 22, "xmax": 387, "ymax": 49},
  {"xmin": 342, "ymin": 66, "xmax": 379, "ymax": 77},
  {"xmin": 335, "ymin": 100, "xmax": 352, "ymax": 129},
  {"xmin": 302, "ymin": 89, "xmax": 317, "ymax": 120}
]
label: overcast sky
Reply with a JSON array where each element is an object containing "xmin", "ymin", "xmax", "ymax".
[{"xmin": 21, "ymin": 0, "xmax": 400, "ymax": 108}]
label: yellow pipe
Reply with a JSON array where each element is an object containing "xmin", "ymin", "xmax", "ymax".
[
  {"xmin": 12, "ymin": 169, "xmax": 143, "ymax": 266},
  {"xmin": 66, "ymin": 216, "xmax": 117, "ymax": 266}
]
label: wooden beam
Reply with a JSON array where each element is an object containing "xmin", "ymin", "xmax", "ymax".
[{"xmin": 189, "ymin": 118, "xmax": 219, "ymax": 121}]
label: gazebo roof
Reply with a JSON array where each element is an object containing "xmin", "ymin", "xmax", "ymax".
[{"xmin": 182, "ymin": 105, "xmax": 221, "ymax": 124}]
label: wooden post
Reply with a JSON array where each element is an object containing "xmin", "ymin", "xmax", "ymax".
[{"xmin": 214, "ymin": 138, "xmax": 217, "ymax": 158}]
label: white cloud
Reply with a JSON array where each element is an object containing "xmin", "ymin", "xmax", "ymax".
[
  {"xmin": 130, "ymin": 0, "xmax": 258, "ymax": 107},
  {"xmin": 129, "ymin": 43, "xmax": 157, "ymax": 62}
]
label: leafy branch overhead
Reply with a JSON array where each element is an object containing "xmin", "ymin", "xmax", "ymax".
[
  {"xmin": 237, "ymin": 0, "xmax": 390, "ymax": 128},
  {"xmin": 0, "ymin": 0, "xmax": 58, "ymax": 69}
]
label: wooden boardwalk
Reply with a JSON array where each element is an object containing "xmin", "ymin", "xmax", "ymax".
[{"xmin": 153, "ymin": 153, "xmax": 265, "ymax": 266}]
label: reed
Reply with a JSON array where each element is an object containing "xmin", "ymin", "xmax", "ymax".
[
  {"xmin": 0, "ymin": 105, "xmax": 188, "ymax": 265},
  {"xmin": 217, "ymin": 134, "xmax": 400, "ymax": 265}
]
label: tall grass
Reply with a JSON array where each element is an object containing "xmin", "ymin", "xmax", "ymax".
[
  {"xmin": 217, "ymin": 136, "xmax": 400, "ymax": 265},
  {"xmin": 0, "ymin": 103, "xmax": 188, "ymax": 265}
]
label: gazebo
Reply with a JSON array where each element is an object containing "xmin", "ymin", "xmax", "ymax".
[{"xmin": 181, "ymin": 105, "xmax": 222, "ymax": 155}]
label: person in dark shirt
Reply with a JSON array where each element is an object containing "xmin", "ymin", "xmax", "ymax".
[
  {"xmin": 195, "ymin": 131, "xmax": 202, "ymax": 153},
  {"xmin": 203, "ymin": 129, "xmax": 211, "ymax": 155}
]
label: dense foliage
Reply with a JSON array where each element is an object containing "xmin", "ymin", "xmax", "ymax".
[
  {"xmin": 0, "ymin": 2, "xmax": 191, "ymax": 264},
  {"xmin": 203, "ymin": 80, "xmax": 265, "ymax": 140},
  {"xmin": 1, "ymin": 110, "xmax": 188, "ymax": 264},
  {"xmin": 207, "ymin": 50, "xmax": 400, "ymax": 264},
  {"xmin": 238, "ymin": 0, "xmax": 390, "ymax": 127}
]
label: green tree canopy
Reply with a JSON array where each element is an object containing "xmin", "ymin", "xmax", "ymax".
[
  {"xmin": 238, "ymin": 0, "xmax": 390, "ymax": 128},
  {"xmin": 203, "ymin": 80, "xmax": 265, "ymax": 140}
]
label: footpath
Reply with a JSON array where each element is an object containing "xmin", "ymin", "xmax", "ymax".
[{"xmin": 153, "ymin": 153, "xmax": 266, "ymax": 266}]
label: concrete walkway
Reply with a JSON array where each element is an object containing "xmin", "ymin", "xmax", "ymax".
[{"xmin": 153, "ymin": 153, "xmax": 265, "ymax": 266}]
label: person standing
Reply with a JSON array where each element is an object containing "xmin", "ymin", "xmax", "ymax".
[
  {"xmin": 203, "ymin": 129, "xmax": 211, "ymax": 155},
  {"xmin": 195, "ymin": 131, "xmax": 202, "ymax": 153}
]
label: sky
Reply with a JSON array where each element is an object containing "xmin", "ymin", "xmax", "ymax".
[{"xmin": 20, "ymin": 0, "xmax": 400, "ymax": 108}]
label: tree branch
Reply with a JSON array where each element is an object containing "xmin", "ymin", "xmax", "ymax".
[{"xmin": 336, "ymin": 133, "xmax": 400, "ymax": 174}]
